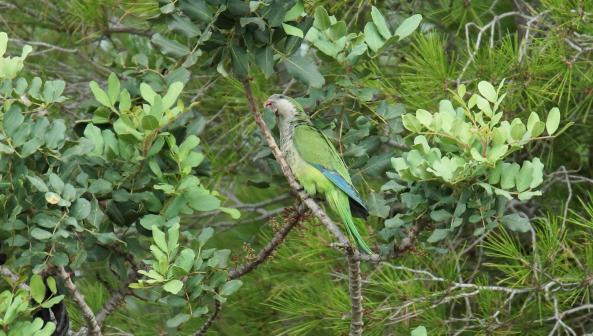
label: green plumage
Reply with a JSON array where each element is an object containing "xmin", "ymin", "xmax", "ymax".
[{"xmin": 270, "ymin": 95, "xmax": 372, "ymax": 254}]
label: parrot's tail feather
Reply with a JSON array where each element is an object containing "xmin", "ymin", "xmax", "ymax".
[{"xmin": 327, "ymin": 191, "xmax": 373, "ymax": 254}]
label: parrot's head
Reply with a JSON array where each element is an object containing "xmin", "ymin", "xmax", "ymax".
[{"xmin": 264, "ymin": 94, "xmax": 304, "ymax": 121}]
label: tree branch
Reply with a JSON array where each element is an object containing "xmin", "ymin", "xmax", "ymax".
[
  {"xmin": 229, "ymin": 206, "xmax": 307, "ymax": 279},
  {"xmin": 193, "ymin": 300, "xmax": 221, "ymax": 336},
  {"xmin": 95, "ymin": 271, "xmax": 137, "ymax": 325},
  {"xmin": 57, "ymin": 267, "xmax": 102, "ymax": 336},
  {"xmin": 347, "ymin": 253, "xmax": 364, "ymax": 336}
]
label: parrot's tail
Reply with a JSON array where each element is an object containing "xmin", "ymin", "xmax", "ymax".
[{"xmin": 327, "ymin": 191, "xmax": 373, "ymax": 254}]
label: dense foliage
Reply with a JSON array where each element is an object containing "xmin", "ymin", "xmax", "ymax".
[{"xmin": 1, "ymin": 0, "xmax": 593, "ymax": 335}]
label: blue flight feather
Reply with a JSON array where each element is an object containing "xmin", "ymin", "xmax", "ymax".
[{"xmin": 311, "ymin": 163, "xmax": 368, "ymax": 211}]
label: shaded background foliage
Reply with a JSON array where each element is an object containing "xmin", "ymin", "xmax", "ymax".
[{"xmin": 2, "ymin": 0, "xmax": 593, "ymax": 335}]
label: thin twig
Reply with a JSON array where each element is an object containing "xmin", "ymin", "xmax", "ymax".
[
  {"xmin": 193, "ymin": 300, "xmax": 222, "ymax": 336},
  {"xmin": 229, "ymin": 206, "xmax": 307, "ymax": 279},
  {"xmin": 57, "ymin": 266, "xmax": 102, "ymax": 336}
]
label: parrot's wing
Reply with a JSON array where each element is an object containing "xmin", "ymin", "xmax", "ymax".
[{"xmin": 293, "ymin": 125, "xmax": 368, "ymax": 217}]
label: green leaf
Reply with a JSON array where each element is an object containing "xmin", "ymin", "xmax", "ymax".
[
  {"xmin": 48, "ymin": 173, "xmax": 64, "ymax": 193},
  {"xmin": 180, "ymin": 0, "xmax": 212, "ymax": 23},
  {"xmin": 167, "ymin": 223, "xmax": 180, "ymax": 252},
  {"xmin": 72, "ymin": 198, "xmax": 91, "ymax": 220},
  {"xmin": 229, "ymin": 44, "xmax": 249, "ymax": 79},
  {"xmin": 0, "ymin": 31, "xmax": 6, "ymax": 57},
  {"xmin": 313, "ymin": 7, "xmax": 331, "ymax": 30},
  {"xmin": 107, "ymin": 73, "xmax": 120, "ymax": 105},
  {"xmin": 394, "ymin": 14, "xmax": 422, "ymax": 41},
  {"xmin": 170, "ymin": 15, "xmax": 201, "ymax": 38},
  {"xmin": 527, "ymin": 112, "xmax": 539, "ymax": 131},
  {"xmin": 46, "ymin": 276, "xmax": 57, "ymax": 294},
  {"xmin": 163, "ymin": 279, "xmax": 183, "ymax": 294},
  {"xmin": 430, "ymin": 209, "xmax": 452, "ymax": 222},
  {"xmin": 175, "ymin": 248, "xmax": 196, "ymax": 273},
  {"xmin": 84, "ymin": 124, "xmax": 104, "ymax": 154},
  {"xmin": 415, "ymin": 109, "xmax": 432, "ymax": 127},
  {"xmin": 140, "ymin": 83, "xmax": 157, "ymax": 104},
  {"xmin": 410, "ymin": 326, "xmax": 428, "ymax": 336},
  {"xmin": 89, "ymin": 81, "xmax": 111, "ymax": 107},
  {"xmin": 546, "ymin": 107, "xmax": 560, "ymax": 135},
  {"xmin": 208, "ymin": 249, "xmax": 231, "ymax": 268},
  {"xmin": 427, "ymin": 229, "xmax": 449, "ymax": 243},
  {"xmin": 140, "ymin": 214, "xmax": 165, "ymax": 230},
  {"xmin": 487, "ymin": 144, "xmax": 508, "ymax": 162},
  {"xmin": 516, "ymin": 161, "xmax": 533, "ymax": 192},
  {"xmin": 371, "ymin": 6, "xmax": 391, "ymax": 39},
  {"xmin": 88, "ymin": 179, "xmax": 112, "ymax": 194},
  {"xmin": 363, "ymin": 22, "xmax": 384, "ymax": 52},
  {"xmin": 283, "ymin": 55, "xmax": 324, "ymax": 88},
  {"xmin": 367, "ymin": 192, "xmax": 390, "ymax": 218},
  {"xmin": 402, "ymin": 114, "xmax": 422, "ymax": 132},
  {"xmin": 502, "ymin": 214, "xmax": 531, "ymax": 232},
  {"xmin": 220, "ymin": 279, "xmax": 243, "ymax": 296},
  {"xmin": 510, "ymin": 122, "xmax": 526, "ymax": 141},
  {"xmin": 166, "ymin": 313, "xmax": 190, "ymax": 328},
  {"xmin": 27, "ymin": 176, "xmax": 48, "ymax": 192},
  {"xmin": 500, "ymin": 163, "xmax": 519, "ymax": 189},
  {"xmin": 478, "ymin": 81, "xmax": 497, "ymax": 103},
  {"xmin": 114, "ymin": 117, "xmax": 143, "ymax": 140},
  {"xmin": 284, "ymin": 0, "xmax": 304, "ymax": 21},
  {"xmin": 220, "ymin": 207, "xmax": 241, "ymax": 219},
  {"xmin": 51, "ymin": 252, "xmax": 69, "ymax": 267},
  {"xmin": 518, "ymin": 190, "xmax": 542, "ymax": 201},
  {"xmin": 3, "ymin": 109, "xmax": 24, "ymax": 135},
  {"xmin": 151, "ymin": 33, "xmax": 190, "ymax": 58},
  {"xmin": 282, "ymin": 23, "xmax": 304, "ymax": 38},
  {"xmin": 198, "ymin": 227, "xmax": 214, "ymax": 247},
  {"xmin": 530, "ymin": 158, "xmax": 544, "ymax": 188},
  {"xmin": 411, "ymin": 326, "xmax": 428, "ymax": 336},
  {"xmin": 42, "ymin": 80, "xmax": 66, "ymax": 103},
  {"xmin": 163, "ymin": 82, "xmax": 184, "ymax": 109},
  {"xmin": 185, "ymin": 189, "xmax": 220, "ymax": 212},
  {"xmin": 256, "ymin": 47, "xmax": 274, "ymax": 79},
  {"xmin": 40, "ymin": 295, "xmax": 64, "ymax": 309},
  {"xmin": 30, "ymin": 274, "xmax": 45, "ymax": 304},
  {"xmin": 31, "ymin": 228, "xmax": 53, "ymax": 240},
  {"xmin": 44, "ymin": 120, "xmax": 66, "ymax": 149},
  {"xmin": 142, "ymin": 115, "xmax": 160, "ymax": 130},
  {"xmin": 476, "ymin": 96, "xmax": 492, "ymax": 116},
  {"xmin": 152, "ymin": 226, "xmax": 168, "ymax": 253}
]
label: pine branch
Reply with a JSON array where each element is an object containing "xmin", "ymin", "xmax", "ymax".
[
  {"xmin": 95, "ymin": 272, "xmax": 137, "ymax": 325},
  {"xmin": 347, "ymin": 253, "xmax": 364, "ymax": 336},
  {"xmin": 57, "ymin": 267, "xmax": 102, "ymax": 336},
  {"xmin": 229, "ymin": 205, "xmax": 307, "ymax": 279},
  {"xmin": 192, "ymin": 205, "xmax": 307, "ymax": 335},
  {"xmin": 193, "ymin": 300, "xmax": 221, "ymax": 336}
]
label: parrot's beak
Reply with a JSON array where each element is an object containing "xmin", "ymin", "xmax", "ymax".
[{"xmin": 264, "ymin": 100, "xmax": 277, "ymax": 115}]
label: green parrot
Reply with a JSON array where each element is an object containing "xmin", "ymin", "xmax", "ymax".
[{"xmin": 264, "ymin": 94, "xmax": 372, "ymax": 254}]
